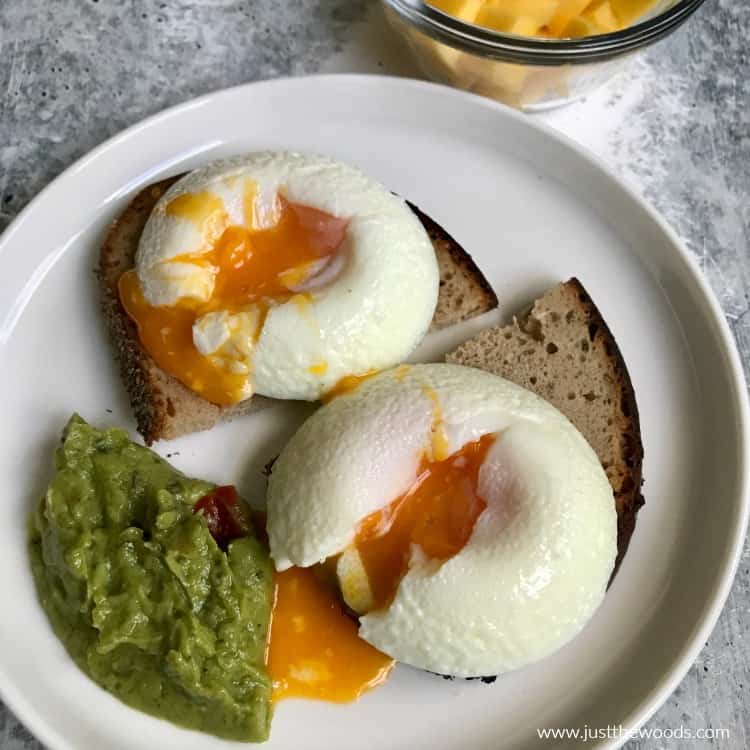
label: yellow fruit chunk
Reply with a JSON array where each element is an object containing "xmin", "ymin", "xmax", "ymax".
[
  {"xmin": 507, "ymin": 14, "xmax": 545, "ymax": 35},
  {"xmin": 477, "ymin": 8, "xmax": 542, "ymax": 35},
  {"xmin": 474, "ymin": 6, "xmax": 514, "ymax": 31},
  {"xmin": 430, "ymin": 0, "xmax": 484, "ymax": 22},
  {"xmin": 610, "ymin": 0, "xmax": 659, "ymax": 26},
  {"xmin": 584, "ymin": 0, "xmax": 620, "ymax": 31},
  {"xmin": 430, "ymin": 0, "xmax": 661, "ymax": 39},
  {"xmin": 476, "ymin": 0, "xmax": 558, "ymax": 29},
  {"xmin": 548, "ymin": 0, "xmax": 594, "ymax": 35},
  {"xmin": 482, "ymin": 60, "xmax": 532, "ymax": 94},
  {"xmin": 562, "ymin": 14, "xmax": 602, "ymax": 37}
]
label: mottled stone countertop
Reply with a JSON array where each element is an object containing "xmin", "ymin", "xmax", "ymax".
[{"xmin": 1, "ymin": 1, "xmax": 748, "ymax": 748}]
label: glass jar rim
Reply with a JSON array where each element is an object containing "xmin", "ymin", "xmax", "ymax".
[{"xmin": 382, "ymin": 0, "xmax": 706, "ymax": 65}]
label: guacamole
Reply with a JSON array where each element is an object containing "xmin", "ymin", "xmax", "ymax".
[{"xmin": 28, "ymin": 415, "xmax": 274, "ymax": 741}]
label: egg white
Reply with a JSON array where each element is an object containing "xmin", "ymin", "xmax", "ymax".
[
  {"xmin": 267, "ymin": 363, "xmax": 617, "ymax": 677},
  {"xmin": 135, "ymin": 152, "xmax": 440, "ymax": 401}
]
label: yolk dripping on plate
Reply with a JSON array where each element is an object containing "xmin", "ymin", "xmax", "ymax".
[
  {"xmin": 267, "ymin": 567, "xmax": 394, "ymax": 702},
  {"xmin": 119, "ymin": 182, "xmax": 348, "ymax": 405},
  {"xmin": 354, "ymin": 432, "xmax": 495, "ymax": 612}
]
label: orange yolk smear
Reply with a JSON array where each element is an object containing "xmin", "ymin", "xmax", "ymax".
[
  {"xmin": 355, "ymin": 433, "xmax": 495, "ymax": 612},
  {"xmin": 320, "ymin": 370, "xmax": 378, "ymax": 403},
  {"xmin": 119, "ymin": 192, "xmax": 348, "ymax": 405},
  {"xmin": 321, "ymin": 365, "xmax": 412, "ymax": 404},
  {"xmin": 267, "ymin": 567, "xmax": 394, "ymax": 703}
]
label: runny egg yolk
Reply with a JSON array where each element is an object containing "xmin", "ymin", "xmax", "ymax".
[
  {"xmin": 354, "ymin": 433, "xmax": 495, "ymax": 612},
  {"xmin": 119, "ymin": 184, "xmax": 348, "ymax": 405},
  {"xmin": 267, "ymin": 567, "xmax": 394, "ymax": 702},
  {"xmin": 198, "ymin": 501, "xmax": 393, "ymax": 705}
]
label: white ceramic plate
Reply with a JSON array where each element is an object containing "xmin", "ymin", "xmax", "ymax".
[{"xmin": 0, "ymin": 75, "xmax": 747, "ymax": 750}]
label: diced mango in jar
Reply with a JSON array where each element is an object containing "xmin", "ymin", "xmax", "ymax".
[
  {"xmin": 584, "ymin": 0, "xmax": 620, "ymax": 31},
  {"xmin": 475, "ymin": 11, "xmax": 541, "ymax": 36},
  {"xmin": 562, "ymin": 14, "xmax": 601, "ymax": 37},
  {"xmin": 470, "ymin": 62, "xmax": 570, "ymax": 109},
  {"xmin": 507, "ymin": 15, "xmax": 546, "ymax": 35},
  {"xmin": 428, "ymin": 0, "xmax": 659, "ymax": 37},
  {"xmin": 464, "ymin": 57, "xmax": 531, "ymax": 94},
  {"xmin": 476, "ymin": 0, "xmax": 558, "ymax": 30},
  {"xmin": 408, "ymin": 28, "xmax": 484, "ymax": 90},
  {"xmin": 610, "ymin": 0, "xmax": 660, "ymax": 26},
  {"xmin": 473, "ymin": 6, "xmax": 511, "ymax": 32},
  {"xmin": 489, "ymin": 61, "xmax": 532, "ymax": 94},
  {"xmin": 413, "ymin": 0, "xmax": 659, "ymax": 110},
  {"xmin": 432, "ymin": 0, "xmax": 484, "ymax": 21},
  {"xmin": 547, "ymin": 0, "xmax": 593, "ymax": 35},
  {"xmin": 424, "ymin": 0, "xmax": 483, "ymax": 74}
]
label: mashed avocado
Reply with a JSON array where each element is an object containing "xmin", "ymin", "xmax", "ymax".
[{"xmin": 28, "ymin": 415, "xmax": 274, "ymax": 741}]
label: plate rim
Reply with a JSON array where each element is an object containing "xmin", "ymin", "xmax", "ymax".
[{"xmin": 1, "ymin": 73, "xmax": 748, "ymax": 750}]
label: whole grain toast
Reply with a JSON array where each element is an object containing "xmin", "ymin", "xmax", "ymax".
[
  {"xmin": 98, "ymin": 176, "xmax": 498, "ymax": 445},
  {"xmin": 447, "ymin": 278, "xmax": 644, "ymax": 564}
]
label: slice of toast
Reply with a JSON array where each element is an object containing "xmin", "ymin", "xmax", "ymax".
[
  {"xmin": 98, "ymin": 177, "xmax": 498, "ymax": 445},
  {"xmin": 447, "ymin": 278, "xmax": 644, "ymax": 564},
  {"xmin": 407, "ymin": 203, "xmax": 498, "ymax": 331}
]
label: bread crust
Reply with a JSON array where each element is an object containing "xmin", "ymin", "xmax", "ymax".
[
  {"xmin": 566, "ymin": 278, "xmax": 644, "ymax": 566},
  {"xmin": 97, "ymin": 177, "xmax": 498, "ymax": 444},
  {"xmin": 407, "ymin": 202, "xmax": 499, "ymax": 330}
]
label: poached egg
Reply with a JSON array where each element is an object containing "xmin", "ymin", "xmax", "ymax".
[
  {"xmin": 267, "ymin": 363, "xmax": 617, "ymax": 677},
  {"xmin": 119, "ymin": 152, "xmax": 439, "ymax": 405}
]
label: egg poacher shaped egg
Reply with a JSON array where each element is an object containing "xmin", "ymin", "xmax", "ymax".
[
  {"xmin": 121, "ymin": 152, "xmax": 441, "ymax": 406},
  {"xmin": 267, "ymin": 363, "xmax": 617, "ymax": 679}
]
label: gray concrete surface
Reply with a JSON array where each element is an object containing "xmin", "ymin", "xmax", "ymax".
[{"xmin": 1, "ymin": 0, "xmax": 748, "ymax": 747}]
